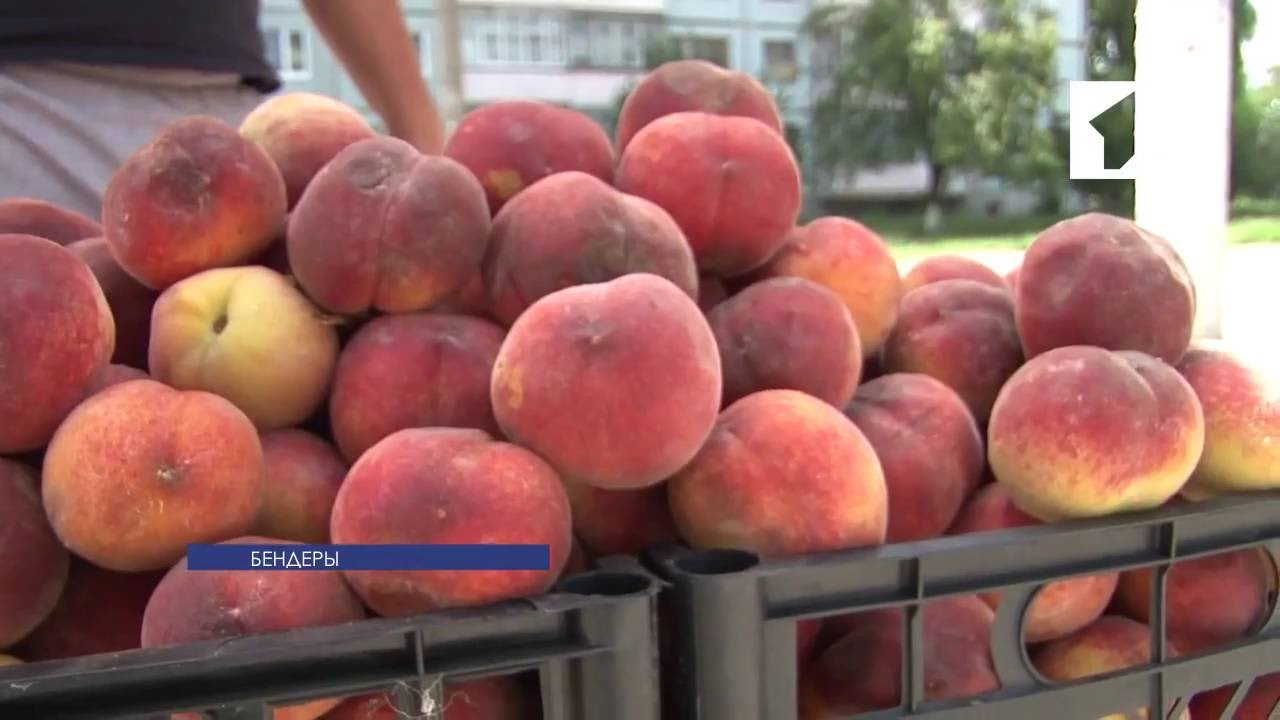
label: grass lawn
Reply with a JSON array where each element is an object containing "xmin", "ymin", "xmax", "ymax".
[{"xmin": 865, "ymin": 207, "xmax": 1280, "ymax": 258}]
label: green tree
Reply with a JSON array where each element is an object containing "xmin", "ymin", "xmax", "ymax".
[
  {"xmin": 1240, "ymin": 79, "xmax": 1280, "ymax": 197},
  {"xmin": 806, "ymin": 0, "xmax": 1062, "ymax": 228}
]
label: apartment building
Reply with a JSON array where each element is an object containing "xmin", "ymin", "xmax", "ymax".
[{"xmin": 259, "ymin": 0, "xmax": 1085, "ymax": 207}]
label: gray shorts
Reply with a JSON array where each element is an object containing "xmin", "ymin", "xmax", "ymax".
[{"xmin": 0, "ymin": 62, "xmax": 266, "ymax": 222}]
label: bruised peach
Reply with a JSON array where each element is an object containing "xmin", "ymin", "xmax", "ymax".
[
  {"xmin": 239, "ymin": 92, "xmax": 377, "ymax": 208},
  {"xmin": 1175, "ymin": 344, "xmax": 1280, "ymax": 497},
  {"xmin": 444, "ymin": 100, "xmax": 615, "ymax": 215},
  {"xmin": 708, "ymin": 277, "xmax": 862, "ymax": 408},
  {"xmin": 669, "ymin": 389, "xmax": 887, "ymax": 557},
  {"xmin": 615, "ymin": 59, "xmax": 784, "ymax": 151},
  {"xmin": 69, "ymin": 237, "xmax": 157, "ymax": 370},
  {"xmin": 882, "ymin": 279, "xmax": 1024, "ymax": 423},
  {"xmin": 987, "ymin": 346, "xmax": 1204, "ymax": 521},
  {"xmin": 0, "ymin": 459, "xmax": 69, "ymax": 649},
  {"xmin": 0, "ymin": 197, "xmax": 101, "ymax": 245},
  {"xmin": 16, "ymin": 558, "xmax": 162, "ymax": 660},
  {"xmin": 1016, "ymin": 213, "xmax": 1195, "ymax": 364},
  {"xmin": 102, "ymin": 116, "xmax": 286, "ymax": 289},
  {"xmin": 42, "ymin": 379, "xmax": 265, "ymax": 572},
  {"xmin": 491, "ymin": 274, "xmax": 721, "ymax": 490},
  {"xmin": 330, "ymin": 313, "xmax": 505, "ymax": 463},
  {"xmin": 288, "ymin": 137, "xmax": 491, "ymax": 315},
  {"xmin": 253, "ymin": 430, "xmax": 347, "ymax": 544},
  {"xmin": 756, "ymin": 217, "xmax": 902, "ymax": 357},
  {"xmin": 330, "ymin": 428, "xmax": 572, "ymax": 616},
  {"xmin": 846, "ymin": 374, "xmax": 984, "ymax": 543},
  {"xmin": 1116, "ymin": 548, "xmax": 1271, "ymax": 655},
  {"xmin": 949, "ymin": 483, "xmax": 1119, "ymax": 643},
  {"xmin": 483, "ymin": 171, "xmax": 697, "ymax": 326},
  {"xmin": 0, "ymin": 234, "xmax": 114, "ymax": 453},
  {"xmin": 800, "ymin": 596, "xmax": 999, "ymax": 718},
  {"xmin": 616, "ymin": 112, "xmax": 801, "ymax": 277}
]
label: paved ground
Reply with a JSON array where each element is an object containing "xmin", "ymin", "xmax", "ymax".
[{"xmin": 894, "ymin": 244, "xmax": 1280, "ymax": 372}]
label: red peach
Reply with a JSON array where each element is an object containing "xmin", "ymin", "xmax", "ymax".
[
  {"xmin": 491, "ymin": 274, "xmax": 722, "ymax": 490},
  {"xmin": 288, "ymin": 137, "xmax": 491, "ymax": 315},
  {"xmin": 987, "ymin": 346, "xmax": 1205, "ymax": 521},
  {"xmin": 330, "ymin": 428, "xmax": 572, "ymax": 616},
  {"xmin": 0, "ymin": 234, "xmax": 115, "ymax": 453},
  {"xmin": 329, "ymin": 313, "xmax": 505, "ymax": 463},
  {"xmin": 483, "ymin": 171, "xmax": 698, "ymax": 327},
  {"xmin": 85, "ymin": 364, "xmax": 151, "ymax": 398},
  {"xmin": 902, "ymin": 255, "xmax": 1006, "ymax": 294},
  {"xmin": 102, "ymin": 115, "xmax": 287, "ymax": 290},
  {"xmin": 668, "ymin": 389, "xmax": 887, "ymax": 557},
  {"xmin": 846, "ymin": 374, "xmax": 984, "ymax": 543},
  {"xmin": 68, "ymin": 236, "xmax": 158, "ymax": 370},
  {"xmin": 1191, "ymin": 672, "xmax": 1280, "ymax": 720},
  {"xmin": 561, "ymin": 481, "xmax": 679, "ymax": 558},
  {"xmin": 253, "ymin": 430, "xmax": 347, "ymax": 544},
  {"xmin": 444, "ymin": 100, "xmax": 615, "ymax": 215},
  {"xmin": 0, "ymin": 459, "xmax": 70, "ymax": 649},
  {"xmin": 0, "ymin": 197, "xmax": 101, "ymax": 245},
  {"xmin": 616, "ymin": 111, "xmax": 801, "ymax": 277},
  {"xmin": 42, "ymin": 379, "xmax": 265, "ymax": 572}
]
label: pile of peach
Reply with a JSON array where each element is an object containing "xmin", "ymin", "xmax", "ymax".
[{"xmin": 0, "ymin": 59, "xmax": 1278, "ymax": 720}]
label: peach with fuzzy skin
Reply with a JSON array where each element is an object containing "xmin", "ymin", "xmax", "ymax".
[
  {"xmin": 0, "ymin": 459, "xmax": 70, "ymax": 649},
  {"xmin": 616, "ymin": 112, "xmax": 801, "ymax": 277},
  {"xmin": 669, "ymin": 389, "xmax": 887, "ymax": 557},
  {"xmin": 1033, "ymin": 616, "xmax": 1185, "ymax": 720},
  {"xmin": 1191, "ymin": 672, "xmax": 1280, "ymax": 720},
  {"xmin": 432, "ymin": 270, "xmax": 493, "ymax": 320},
  {"xmin": 708, "ymin": 277, "xmax": 862, "ymax": 408},
  {"xmin": 1016, "ymin": 213, "xmax": 1195, "ymax": 364},
  {"xmin": 330, "ymin": 313, "xmax": 505, "ymax": 463},
  {"xmin": 1175, "ymin": 344, "xmax": 1280, "ymax": 497},
  {"xmin": 882, "ymin": 279, "xmax": 1024, "ymax": 423},
  {"xmin": 483, "ymin": 171, "xmax": 698, "ymax": 327},
  {"xmin": 0, "ymin": 197, "xmax": 101, "ymax": 245},
  {"xmin": 902, "ymin": 255, "xmax": 1006, "ymax": 294},
  {"xmin": 615, "ymin": 59, "xmax": 784, "ymax": 151},
  {"xmin": 800, "ymin": 596, "xmax": 999, "ymax": 718},
  {"xmin": 331, "ymin": 428, "xmax": 572, "ymax": 617},
  {"xmin": 103, "ymin": 116, "xmax": 286, "ymax": 290},
  {"xmin": 149, "ymin": 265, "xmax": 340, "ymax": 430},
  {"xmin": 562, "ymin": 481, "xmax": 679, "ymax": 558},
  {"xmin": 252, "ymin": 430, "xmax": 347, "ymax": 544},
  {"xmin": 322, "ymin": 676, "xmax": 530, "ymax": 719},
  {"xmin": 69, "ymin": 237, "xmax": 158, "ymax": 369},
  {"xmin": 987, "ymin": 346, "xmax": 1204, "ymax": 522},
  {"xmin": 239, "ymin": 92, "xmax": 376, "ymax": 209},
  {"xmin": 444, "ymin": 100, "xmax": 615, "ymax": 215},
  {"xmin": 0, "ymin": 234, "xmax": 115, "ymax": 453},
  {"xmin": 949, "ymin": 483, "xmax": 1119, "ymax": 643},
  {"xmin": 15, "ymin": 558, "xmax": 162, "ymax": 661},
  {"xmin": 756, "ymin": 217, "xmax": 902, "ymax": 357},
  {"xmin": 288, "ymin": 136, "xmax": 491, "ymax": 315},
  {"xmin": 42, "ymin": 379, "xmax": 265, "ymax": 572},
  {"xmin": 1116, "ymin": 548, "xmax": 1271, "ymax": 655},
  {"xmin": 845, "ymin": 374, "xmax": 984, "ymax": 543},
  {"xmin": 491, "ymin": 274, "xmax": 721, "ymax": 490}
]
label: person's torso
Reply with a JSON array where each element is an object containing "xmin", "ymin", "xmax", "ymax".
[{"xmin": 0, "ymin": 0, "xmax": 280, "ymax": 92}]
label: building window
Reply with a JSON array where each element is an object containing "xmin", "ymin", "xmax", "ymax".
[
  {"xmin": 682, "ymin": 36, "xmax": 730, "ymax": 68},
  {"xmin": 464, "ymin": 8, "xmax": 565, "ymax": 66},
  {"xmin": 763, "ymin": 39, "xmax": 797, "ymax": 83},
  {"xmin": 261, "ymin": 27, "xmax": 312, "ymax": 80}
]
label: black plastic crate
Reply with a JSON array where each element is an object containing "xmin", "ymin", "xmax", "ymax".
[
  {"xmin": 649, "ymin": 491, "xmax": 1280, "ymax": 720},
  {"xmin": 0, "ymin": 566, "xmax": 661, "ymax": 720}
]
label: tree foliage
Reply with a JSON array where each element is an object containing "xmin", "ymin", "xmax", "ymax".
[{"xmin": 805, "ymin": 0, "xmax": 1062, "ymax": 202}]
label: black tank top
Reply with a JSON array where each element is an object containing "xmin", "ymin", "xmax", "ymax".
[{"xmin": 0, "ymin": 0, "xmax": 281, "ymax": 92}]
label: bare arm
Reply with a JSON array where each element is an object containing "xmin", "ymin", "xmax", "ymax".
[{"xmin": 302, "ymin": 0, "xmax": 445, "ymax": 154}]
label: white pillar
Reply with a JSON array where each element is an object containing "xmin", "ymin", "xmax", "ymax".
[{"xmin": 1133, "ymin": 0, "xmax": 1233, "ymax": 340}]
